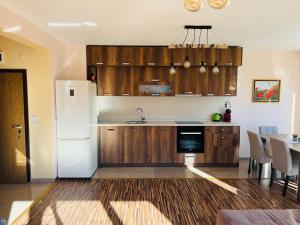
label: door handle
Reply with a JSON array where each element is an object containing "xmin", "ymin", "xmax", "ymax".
[{"xmin": 12, "ymin": 125, "xmax": 22, "ymax": 129}]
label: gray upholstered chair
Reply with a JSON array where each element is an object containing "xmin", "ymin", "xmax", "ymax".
[
  {"xmin": 247, "ymin": 131, "xmax": 272, "ymax": 183},
  {"xmin": 269, "ymin": 137, "xmax": 299, "ymax": 196},
  {"xmin": 259, "ymin": 126, "xmax": 278, "ymax": 135}
]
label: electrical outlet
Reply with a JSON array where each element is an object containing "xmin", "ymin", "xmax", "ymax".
[{"xmin": 161, "ymin": 102, "xmax": 167, "ymax": 109}]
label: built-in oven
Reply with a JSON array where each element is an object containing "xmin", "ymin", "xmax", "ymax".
[{"xmin": 177, "ymin": 126, "xmax": 204, "ymax": 153}]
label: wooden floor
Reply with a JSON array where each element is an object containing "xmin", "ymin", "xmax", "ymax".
[{"xmin": 12, "ymin": 178, "xmax": 300, "ymax": 225}]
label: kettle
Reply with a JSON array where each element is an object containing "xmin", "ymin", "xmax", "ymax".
[{"xmin": 212, "ymin": 113, "xmax": 222, "ymax": 122}]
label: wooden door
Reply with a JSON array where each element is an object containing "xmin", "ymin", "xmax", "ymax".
[
  {"xmin": 86, "ymin": 46, "xmax": 105, "ymax": 65},
  {"xmin": 97, "ymin": 67, "xmax": 118, "ymax": 96},
  {"xmin": 150, "ymin": 127, "xmax": 184, "ymax": 164},
  {"xmin": 218, "ymin": 67, "xmax": 238, "ymax": 96},
  {"xmin": 175, "ymin": 67, "xmax": 197, "ymax": 95},
  {"xmin": 0, "ymin": 71, "xmax": 28, "ymax": 183},
  {"xmin": 124, "ymin": 127, "xmax": 150, "ymax": 163}
]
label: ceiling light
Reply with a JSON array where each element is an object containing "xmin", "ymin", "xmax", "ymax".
[
  {"xmin": 169, "ymin": 63, "xmax": 176, "ymax": 75},
  {"xmin": 48, "ymin": 22, "xmax": 82, "ymax": 27},
  {"xmin": 184, "ymin": 0, "xmax": 204, "ymax": 12},
  {"xmin": 199, "ymin": 61, "xmax": 206, "ymax": 73},
  {"xmin": 184, "ymin": 56, "xmax": 191, "ymax": 69},
  {"xmin": 207, "ymin": 0, "xmax": 230, "ymax": 9},
  {"xmin": 83, "ymin": 22, "xmax": 98, "ymax": 27},
  {"xmin": 2, "ymin": 26, "xmax": 21, "ymax": 33},
  {"xmin": 212, "ymin": 62, "xmax": 220, "ymax": 74}
]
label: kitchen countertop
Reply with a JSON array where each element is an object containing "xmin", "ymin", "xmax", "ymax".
[{"xmin": 94, "ymin": 120, "xmax": 240, "ymax": 127}]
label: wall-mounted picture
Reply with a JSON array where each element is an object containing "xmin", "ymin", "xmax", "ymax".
[{"xmin": 253, "ymin": 80, "xmax": 281, "ymax": 102}]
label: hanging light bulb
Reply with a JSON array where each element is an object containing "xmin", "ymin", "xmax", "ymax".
[
  {"xmin": 207, "ymin": 0, "xmax": 230, "ymax": 9},
  {"xmin": 184, "ymin": 56, "xmax": 191, "ymax": 69},
  {"xmin": 184, "ymin": 0, "xmax": 204, "ymax": 12},
  {"xmin": 169, "ymin": 63, "xmax": 176, "ymax": 75},
  {"xmin": 212, "ymin": 62, "xmax": 220, "ymax": 74},
  {"xmin": 199, "ymin": 61, "xmax": 206, "ymax": 73}
]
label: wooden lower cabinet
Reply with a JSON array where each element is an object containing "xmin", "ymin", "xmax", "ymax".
[
  {"xmin": 202, "ymin": 126, "xmax": 240, "ymax": 166},
  {"xmin": 100, "ymin": 126, "xmax": 184, "ymax": 165}
]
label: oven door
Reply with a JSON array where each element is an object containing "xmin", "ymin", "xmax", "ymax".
[{"xmin": 177, "ymin": 127, "xmax": 204, "ymax": 153}]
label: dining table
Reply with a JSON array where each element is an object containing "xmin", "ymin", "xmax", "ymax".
[{"xmin": 260, "ymin": 134, "xmax": 300, "ymax": 202}]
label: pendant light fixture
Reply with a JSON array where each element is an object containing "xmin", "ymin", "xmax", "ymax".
[
  {"xmin": 169, "ymin": 63, "xmax": 176, "ymax": 75},
  {"xmin": 212, "ymin": 62, "xmax": 220, "ymax": 74},
  {"xmin": 183, "ymin": 29, "xmax": 192, "ymax": 69},
  {"xmin": 184, "ymin": 0, "xmax": 204, "ymax": 12},
  {"xmin": 207, "ymin": 0, "xmax": 230, "ymax": 9},
  {"xmin": 198, "ymin": 29, "xmax": 206, "ymax": 74}
]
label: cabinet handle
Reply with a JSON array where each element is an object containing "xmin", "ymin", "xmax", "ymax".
[
  {"xmin": 221, "ymin": 137, "xmax": 225, "ymax": 139},
  {"xmin": 107, "ymin": 129, "xmax": 115, "ymax": 131},
  {"xmin": 122, "ymin": 93, "xmax": 130, "ymax": 96},
  {"xmin": 103, "ymin": 93, "xmax": 110, "ymax": 96},
  {"xmin": 181, "ymin": 132, "xmax": 202, "ymax": 135},
  {"xmin": 225, "ymin": 62, "xmax": 233, "ymax": 66},
  {"xmin": 174, "ymin": 62, "xmax": 182, "ymax": 66},
  {"xmin": 208, "ymin": 93, "xmax": 214, "ymax": 96},
  {"xmin": 151, "ymin": 79, "xmax": 160, "ymax": 82},
  {"xmin": 151, "ymin": 93, "xmax": 160, "ymax": 96},
  {"xmin": 225, "ymin": 93, "xmax": 231, "ymax": 96},
  {"xmin": 96, "ymin": 62, "xmax": 104, "ymax": 65},
  {"xmin": 184, "ymin": 91, "xmax": 193, "ymax": 94},
  {"xmin": 147, "ymin": 62, "xmax": 156, "ymax": 66},
  {"xmin": 121, "ymin": 62, "xmax": 130, "ymax": 65}
]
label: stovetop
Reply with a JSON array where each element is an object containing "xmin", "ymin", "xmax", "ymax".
[{"xmin": 174, "ymin": 121, "xmax": 204, "ymax": 124}]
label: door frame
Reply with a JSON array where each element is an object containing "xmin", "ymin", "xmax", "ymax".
[{"xmin": 0, "ymin": 69, "xmax": 31, "ymax": 182}]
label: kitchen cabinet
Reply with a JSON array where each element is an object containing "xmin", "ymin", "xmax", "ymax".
[
  {"xmin": 203, "ymin": 126, "xmax": 240, "ymax": 165},
  {"xmin": 217, "ymin": 46, "xmax": 243, "ymax": 66},
  {"xmin": 132, "ymin": 67, "xmax": 174, "ymax": 96},
  {"xmin": 206, "ymin": 69, "xmax": 220, "ymax": 96},
  {"xmin": 119, "ymin": 47, "xmax": 134, "ymax": 66},
  {"xmin": 175, "ymin": 67, "xmax": 198, "ymax": 95},
  {"xmin": 150, "ymin": 127, "xmax": 184, "ymax": 163},
  {"xmin": 87, "ymin": 46, "xmax": 105, "ymax": 66},
  {"xmin": 189, "ymin": 48, "xmax": 217, "ymax": 66},
  {"xmin": 218, "ymin": 67, "xmax": 238, "ymax": 96},
  {"xmin": 100, "ymin": 127, "xmax": 124, "ymax": 164},
  {"xmin": 97, "ymin": 66, "xmax": 132, "ymax": 96},
  {"xmin": 123, "ymin": 127, "xmax": 151, "ymax": 163}
]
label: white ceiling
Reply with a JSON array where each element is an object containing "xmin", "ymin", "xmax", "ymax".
[{"xmin": 1, "ymin": 0, "xmax": 300, "ymax": 49}]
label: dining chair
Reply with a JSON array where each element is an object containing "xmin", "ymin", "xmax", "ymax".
[
  {"xmin": 247, "ymin": 131, "xmax": 272, "ymax": 183},
  {"xmin": 269, "ymin": 137, "xmax": 299, "ymax": 196}
]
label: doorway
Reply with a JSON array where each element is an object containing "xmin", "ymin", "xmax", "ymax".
[{"xmin": 0, "ymin": 69, "xmax": 30, "ymax": 183}]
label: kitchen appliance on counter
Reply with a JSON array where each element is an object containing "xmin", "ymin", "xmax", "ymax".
[
  {"xmin": 212, "ymin": 113, "xmax": 222, "ymax": 122},
  {"xmin": 56, "ymin": 80, "xmax": 98, "ymax": 178},
  {"xmin": 177, "ymin": 126, "xmax": 204, "ymax": 153}
]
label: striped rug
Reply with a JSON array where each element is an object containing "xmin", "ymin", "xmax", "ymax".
[{"xmin": 12, "ymin": 179, "xmax": 300, "ymax": 225}]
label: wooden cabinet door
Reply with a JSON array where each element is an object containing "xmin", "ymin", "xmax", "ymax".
[
  {"xmin": 175, "ymin": 67, "xmax": 198, "ymax": 95},
  {"xmin": 144, "ymin": 47, "xmax": 157, "ymax": 66},
  {"xmin": 170, "ymin": 48, "xmax": 186, "ymax": 66},
  {"xmin": 86, "ymin": 46, "xmax": 105, "ymax": 65},
  {"xmin": 207, "ymin": 68, "xmax": 220, "ymax": 96},
  {"xmin": 119, "ymin": 47, "xmax": 134, "ymax": 66},
  {"xmin": 104, "ymin": 46, "xmax": 120, "ymax": 65},
  {"xmin": 97, "ymin": 67, "xmax": 118, "ymax": 96},
  {"xmin": 117, "ymin": 67, "xmax": 132, "ymax": 96},
  {"xmin": 100, "ymin": 127, "xmax": 124, "ymax": 163},
  {"xmin": 134, "ymin": 47, "xmax": 146, "ymax": 66},
  {"xmin": 156, "ymin": 47, "xmax": 171, "ymax": 66},
  {"xmin": 124, "ymin": 127, "xmax": 151, "ymax": 163},
  {"xmin": 203, "ymin": 48, "xmax": 217, "ymax": 66},
  {"xmin": 98, "ymin": 67, "xmax": 132, "ymax": 96},
  {"xmin": 218, "ymin": 67, "xmax": 238, "ymax": 96},
  {"xmin": 150, "ymin": 127, "xmax": 184, "ymax": 163},
  {"xmin": 217, "ymin": 47, "xmax": 242, "ymax": 66}
]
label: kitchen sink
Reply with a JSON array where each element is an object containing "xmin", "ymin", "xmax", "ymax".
[{"xmin": 126, "ymin": 120, "xmax": 147, "ymax": 124}]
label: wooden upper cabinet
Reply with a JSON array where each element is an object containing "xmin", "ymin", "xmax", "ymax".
[
  {"xmin": 119, "ymin": 47, "xmax": 134, "ymax": 65},
  {"xmin": 175, "ymin": 67, "xmax": 198, "ymax": 95},
  {"xmin": 87, "ymin": 46, "xmax": 105, "ymax": 65},
  {"xmin": 98, "ymin": 66, "xmax": 132, "ymax": 96},
  {"xmin": 217, "ymin": 46, "xmax": 243, "ymax": 66},
  {"xmin": 218, "ymin": 67, "xmax": 238, "ymax": 96},
  {"xmin": 156, "ymin": 47, "xmax": 171, "ymax": 66},
  {"xmin": 170, "ymin": 48, "xmax": 186, "ymax": 66},
  {"xmin": 207, "ymin": 68, "xmax": 220, "ymax": 96}
]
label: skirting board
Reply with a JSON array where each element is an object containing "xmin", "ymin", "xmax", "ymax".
[{"xmin": 30, "ymin": 178, "xmax": 56, "ymax": 183}]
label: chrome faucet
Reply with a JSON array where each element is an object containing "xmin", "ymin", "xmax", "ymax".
[{"xmin": 136, "ymin": 107, "xmax": 146, "ymax": 121}]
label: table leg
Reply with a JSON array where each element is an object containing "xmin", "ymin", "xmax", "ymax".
[{"xmin": 297, "ymin": 154, "xmax": 300, "ymax": 202}]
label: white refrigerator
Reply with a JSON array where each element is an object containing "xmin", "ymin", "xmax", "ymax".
[{"xmin": 56, "ymin": 80, "xmax": 98, "ymax": 178}]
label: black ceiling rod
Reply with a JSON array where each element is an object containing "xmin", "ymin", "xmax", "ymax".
[{"xmin": 184, "ymin": 25, "xmax": 212, "ymax": 30}]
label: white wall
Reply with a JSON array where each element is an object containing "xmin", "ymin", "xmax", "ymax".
[{"xmin": 98, "ymin": 49, "xmax": 300, "ymax": 158}]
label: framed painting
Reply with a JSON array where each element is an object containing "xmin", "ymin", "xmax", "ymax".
[{"xmin": 253, "ymin": 80, "xmax": 281, "ymax": 102}]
